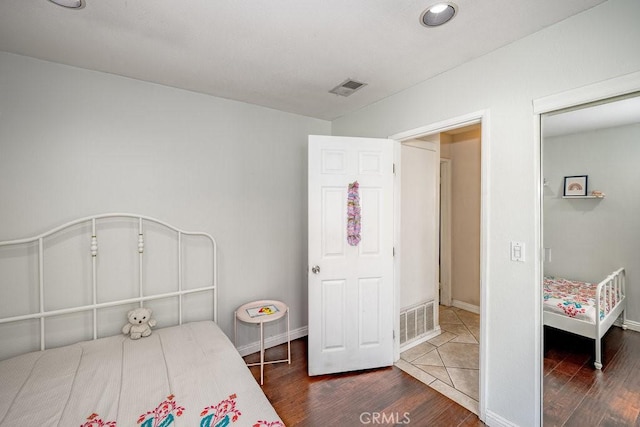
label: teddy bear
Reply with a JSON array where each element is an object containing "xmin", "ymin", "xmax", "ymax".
[{"xmin": 122, "ymin": 307, "xmax": 157, "ymax": 339}]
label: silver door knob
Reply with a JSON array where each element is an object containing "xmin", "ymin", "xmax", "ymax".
[{"xmin": 311, "ymin": 265, "xmax": 320, "ymax": 274}]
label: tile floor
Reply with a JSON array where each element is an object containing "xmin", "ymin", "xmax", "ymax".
[{"xmin": 396, "ymin": 305, "xmax": 480, "ymax": 415}]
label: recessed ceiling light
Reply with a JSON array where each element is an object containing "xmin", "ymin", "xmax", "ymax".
[
  {"xmin": 421, "ymin": 2, "xmax": 457, "ymax": 27},
  {"xmin": 48, "ymin": 0, "xmax": 83, "ymax": 8},
  {"xmin": 429, "ymin": 4, "xmax": 449, "ymax": 14}
]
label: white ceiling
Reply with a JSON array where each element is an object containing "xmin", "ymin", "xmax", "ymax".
[
  {"xmin": 543, "ymin": 95, "xmax": 640, "ymax": 138},
  {"xmin": 0, "ymin": 0, "xmax": 608, "ymax": 120}
]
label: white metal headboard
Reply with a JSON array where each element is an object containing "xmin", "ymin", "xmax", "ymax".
[{"xmin": 0, "ymin": 213, "xmax": 217, "ymax": 354}]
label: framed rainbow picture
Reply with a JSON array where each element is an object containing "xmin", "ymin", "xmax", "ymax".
[{"xmin": 563, "ymin": 175, "xmax": 588, "ymax": 197}]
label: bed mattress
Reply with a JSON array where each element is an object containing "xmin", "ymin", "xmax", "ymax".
[
  {"xmin": 544, "ymin": 276, "xmax": 618, "ymax": 324},
  {"xmin": 0, "ymin": 321, "xmax": 283, "ymax": 427}
]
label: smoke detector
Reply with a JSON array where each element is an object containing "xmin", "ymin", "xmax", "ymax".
[{"xmin": 329, "ymin": 79, "xmax": 367, "ymax": 97}]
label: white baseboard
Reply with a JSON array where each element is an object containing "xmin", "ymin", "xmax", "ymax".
[
  {"xmin": 236, "ymin": 326, "xmax": 308, "ymax": 357},
  {"xmin": 484, "ymin": 410, "xmax": 518, "ymax": 427},
  {"xmin": 451, "ymin": 299, "xmax": 480, "ymax": 314},
  {"xmin": 399, "ymin": 326, "xmax": 442, "ymax": 353},
  {"xmin": 623, "ymin": 319, "xmax": 640, "ymax": 332}
]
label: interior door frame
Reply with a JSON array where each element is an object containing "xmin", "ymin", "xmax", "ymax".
[
  {"xmin": 533, "ymin": 70, "xmax": 640, "ymax": 422},
  {"xmin": 390, "ymin": 109, "xmax": 490, "ymax": 422}
]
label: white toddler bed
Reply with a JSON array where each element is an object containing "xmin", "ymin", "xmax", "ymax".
[
  {"xmin": 0, "ymin": 213, "xmax": 284, "ymax": 427},
  {"xmin": 543, "ymin": 268, "xmax": 627, "ymax": 369}
]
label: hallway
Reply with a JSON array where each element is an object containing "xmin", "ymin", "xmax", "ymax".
[{"xmin": 396, "ymin": 306, "xmax": 480, "ymax": 415}]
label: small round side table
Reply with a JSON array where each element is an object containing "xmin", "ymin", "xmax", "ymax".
[{"xmin": 234, "ymin": 299, "xmax": 290, "ymax": 385}]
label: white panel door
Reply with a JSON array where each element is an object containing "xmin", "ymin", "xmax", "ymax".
[{"xmin": 308, "ymin": 135, "xmax": 395, "ymax": 376}]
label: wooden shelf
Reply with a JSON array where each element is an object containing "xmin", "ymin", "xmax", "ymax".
[{"xmin": 562, "ymin": 195, "xmax": 605, "ymax": 199}]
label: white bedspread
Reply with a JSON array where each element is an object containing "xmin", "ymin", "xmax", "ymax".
[{"xmin": 0, "ymin": 321, "xmax": 284, "ymax": 427}]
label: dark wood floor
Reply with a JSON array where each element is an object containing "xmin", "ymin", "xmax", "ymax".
[
  {"xmin": 543, "ymin": 325, "xmax": 640, "ymax": 426},
  {"xmin": 244, "ymin": 337, "xmax": 484, "ymax": 427}
]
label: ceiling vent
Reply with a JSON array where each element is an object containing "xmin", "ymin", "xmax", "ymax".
[{"xmin": 329, "ymin": 79, "xmax": 367, "ymax": 97}]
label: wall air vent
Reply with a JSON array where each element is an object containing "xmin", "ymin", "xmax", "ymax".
[
  {"xmin": 400, "ymin": 301, "xmax": 435, "ymax": 346},
  {"xmin": 329, "ymin": 79, "xmax": 367, "ymax": 97}
]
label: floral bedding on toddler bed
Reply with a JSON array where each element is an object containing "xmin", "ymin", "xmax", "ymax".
[
  {"xmin": 0, "ymin": 321, "xmax": 284, "ymax": 427},
  {"xmin": 543, "ymin": 276, "xmax": 618, "ymax": 323}
]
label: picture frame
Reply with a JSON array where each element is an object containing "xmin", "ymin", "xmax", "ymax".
[{"xmin": 563, "ymin": 175, "xmax": 588, "ymax": 197}]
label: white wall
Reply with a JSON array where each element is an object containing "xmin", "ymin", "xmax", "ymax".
[
  {"xmin": 332, "ymin": 0, "xmax": 640, "ymax": 425},
  {"xmin": 0, "ymin": 52, "xmax": 330, "ymax": 349},
  {"xmin": 400, "ymin": 141, "xmax": 438, "ymax": 309},
  {"xmin": 446, "ymin": 129, "xmax": 481, "ymax": 308},
  {"xmin": 544, "ymin": 123, "xmax": 640, "ymax": 324}
]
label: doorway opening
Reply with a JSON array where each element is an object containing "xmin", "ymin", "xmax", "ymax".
[
  {"xmin": 536, "ymin": 81, "xmax": 640, "ymax": 425},
  {"xmin": 391, "ymin": 115, "xmax": 486, "ymax": 417}
]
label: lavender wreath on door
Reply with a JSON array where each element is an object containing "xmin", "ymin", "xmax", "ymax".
[{"xmin": 347, "ymin": 181, "xmax": 361, "ymax": 246}]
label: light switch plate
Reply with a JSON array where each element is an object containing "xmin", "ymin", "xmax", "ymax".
[{"xmin": 511, "ymin": 241, "xmax": 525, "ymax": 262}]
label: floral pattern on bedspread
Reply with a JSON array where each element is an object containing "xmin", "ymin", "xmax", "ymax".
[
  {"xmin": 543, "ymin": 276, "xmax": 618, "ymax": 323},
  {"xmin": 82, "ymin": 413, "xmax": 116, "ymax": 427},
  {"xmin": 137, "ymin": 394, "xmax": 184, "ymax": 427},
  {"xmin": 199, "ymin": 394, "xmax": 285, "ymax": 427},
  {"xmin": 82, "ymin": 394, "xmax": 285, "ymax": 427},
  {"xmin": 200, "ymin": 394, "xmax": 242, "ymax": 427}
]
